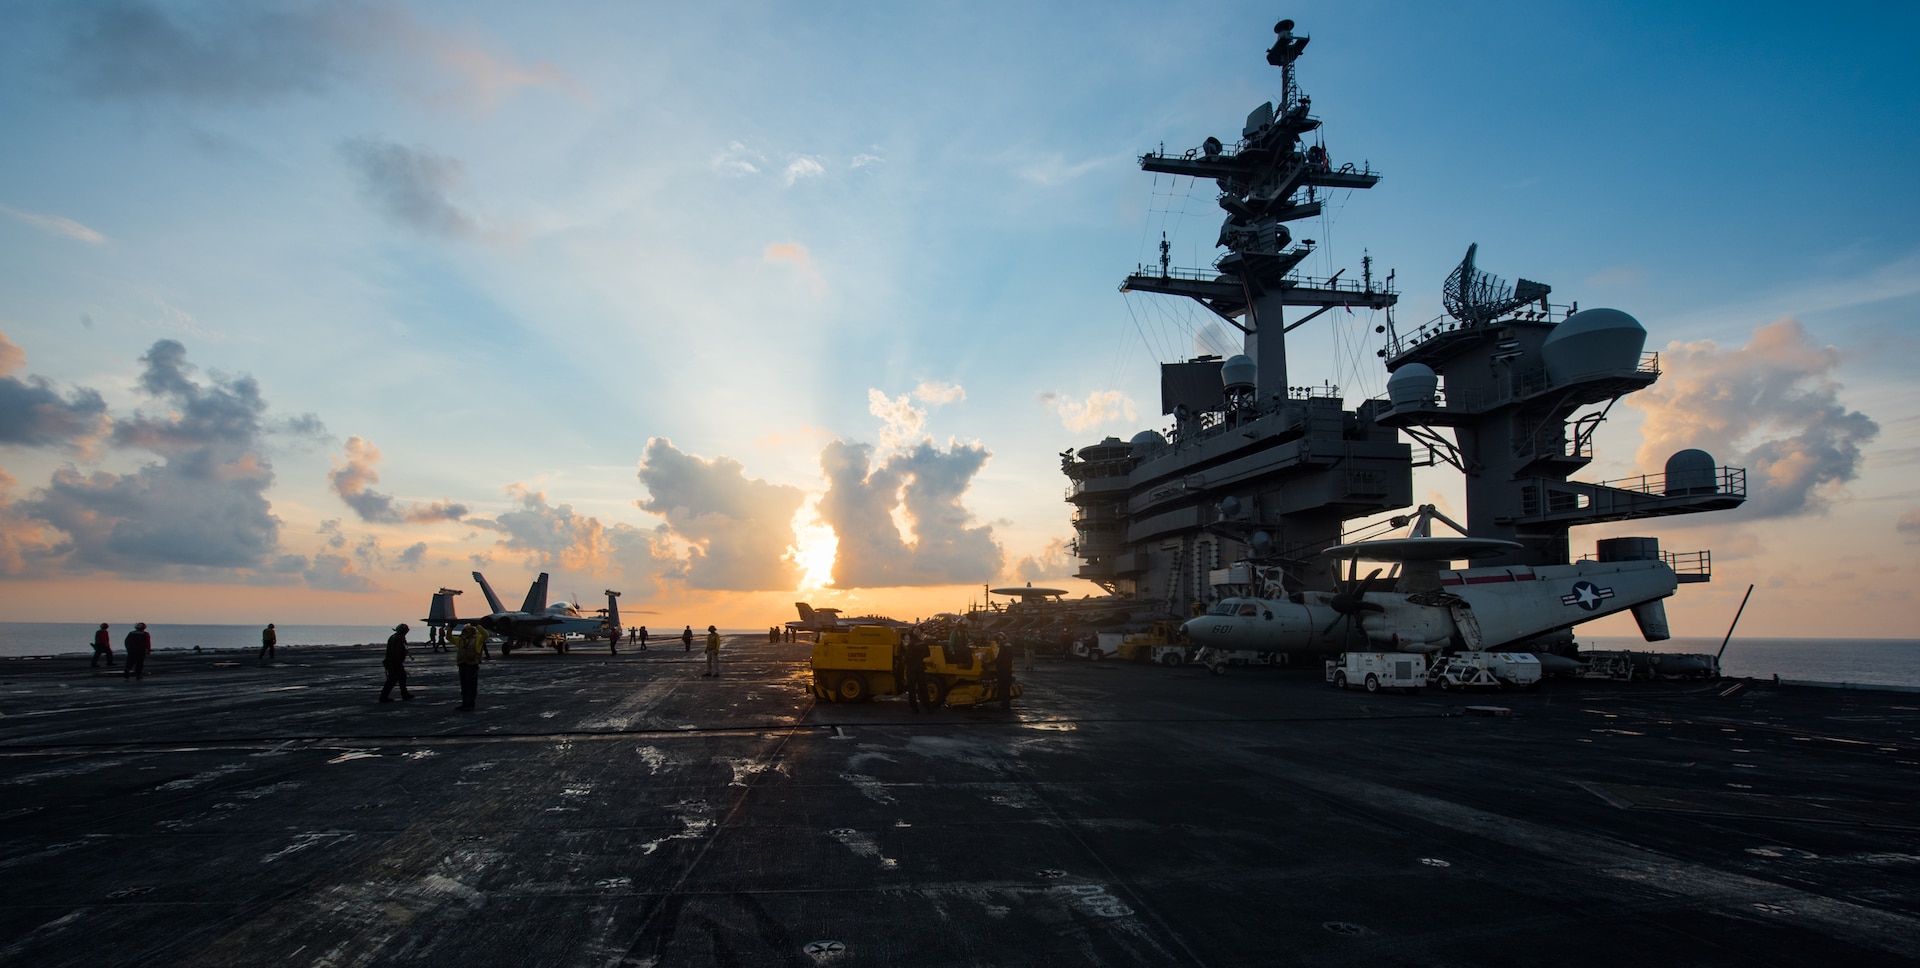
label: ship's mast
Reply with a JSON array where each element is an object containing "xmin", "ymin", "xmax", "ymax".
[{"xmin": 1124, "ymin": 19, "xmax": 1395, "ymax": 405}]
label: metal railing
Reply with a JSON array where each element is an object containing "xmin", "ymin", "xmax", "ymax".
[{"xmin": 1593, "ymin": 465, "xmax": 1747, "ymax": 499}]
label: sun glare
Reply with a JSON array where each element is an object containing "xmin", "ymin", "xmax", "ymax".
[{"xmin": 790, "ymin": 499, "xmax": 838, "ymax": 590}]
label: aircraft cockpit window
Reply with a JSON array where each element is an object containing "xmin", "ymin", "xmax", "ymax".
[
  {"xmin": 1236, "ymin": 603, "xmax": 1257, "ymax": 616},
  {"xmin": 1209, "ymin": 602, "xmax": 1238, "ymax": 616}
]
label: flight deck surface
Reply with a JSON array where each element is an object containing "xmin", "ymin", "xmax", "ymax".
[{"xmin": 2, "ymin": 638, "xmax": 1917, "ymax": 966}]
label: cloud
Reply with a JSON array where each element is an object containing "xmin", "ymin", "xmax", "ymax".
[
  {"xmin": 867, "ymin": 383, "xmax": 968, "ymax": 452},
  {"xmin": 1898, "ymin": 510, "xmax": 1920, "ymax": 543},
  {"xmin": 0, "ymin": 471, "xmax": 61, "ymax": 576},
  {"xmin": 713, "ymin": 142, "xmax": 762, "ymax": 176},
  {"xmin": 1629, "ymin": 318, "xmax": 1879, "ymax": 519},
  {"xmin": 54, "ymin": 1, "xmax": 575, "ymax": 112},
  {"xmin": 339, "ymin": 138, "xmax": 481, "ymax": 239},
  {"xmin": 20, "ymin": 340, "xmax": 285, "ymax": 573},
  {"xmin": 295, "ymin": 552, "xmax": 379, "ymax": 592},
  {"xmin": 474, "ymin": 484, "xmax": 616, "ymax": 573},
  {"xmin": 57, "ymin": 0, "xmax": 349, "ymax": 103},
  {"xmin": 1013, "ymin": 537, "xmax": 1076, "ymax": 583},
  {"xmin": 783, "ymin": 157, "xmax": 826, "ymax": 185},
  {"xmin": 0, "ymin": 333, "xmax": 111, "ymax": 453},
  {"xmin": 850, "ymin": 152, "xmax": 883, "ymax": 170},
  {"xmin": 0, "ymin": 205, "xmax": 107, "ymax": 245},
  {"xmin": 328, "ymin": 435, "xmax": 467, "ymax": 524},
  {"xmin": 1042, "ymin": 389, "xmax": 1138, "ymax": 433},
  {"xmin": 764, "ymin": 242, "xmax": 827, "ymax": 295},
  {"xmin": 1016, "ymin": 152, "xmax": 1114, "ymax": 187},
  {"xmin": 1193, "ymin": 321, "xmax": 1239, "ymax": 358},
  {"xmin": 815, "ymin": 437, "xmax": 1002, "ymax": 588},
  {"xmin": 638, "ymin": 438, "xmax": 803, "ymax": 591}
]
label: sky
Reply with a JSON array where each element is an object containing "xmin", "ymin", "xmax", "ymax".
[{"xmin": 1, "ymin": 1, "xmax": 1916, "ymax": 639}]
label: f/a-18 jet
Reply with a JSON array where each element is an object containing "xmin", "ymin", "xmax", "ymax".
[{"xmin": 426, "ymin": 572, "xmax": 621, "ymax": 655}]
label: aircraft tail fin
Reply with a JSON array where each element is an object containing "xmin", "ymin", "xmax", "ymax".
[
  {"xmin": 795, "ymin": 602, "xmax": 816, "ymax": 624},
  {"xmin": 519, "ymin": 573, "xmax": 550, "ymax": 614},
  {"xmin": 472, "ymin": 572, "xmax": 507, "ymax": 614},
  {"xmin": 604, "ymin": 590, "xmax": 621, "ymax": 631},
  {"xmin": 425, "ymin": 587, "xmax": 462, "ymax": 626}
]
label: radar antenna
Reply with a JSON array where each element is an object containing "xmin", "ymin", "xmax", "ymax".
[{"xmin": 1442, "ymin": 243, "xmax": 1552, "ymax": 327}]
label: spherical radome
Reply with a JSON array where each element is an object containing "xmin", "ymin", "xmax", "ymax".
[
  {"xmin": 1542, "ymin": 308, "xmax": 1647, "ymax": 383},
  {"xmin": 1386, "ymin": 362, "xmax": 1438, "ymax": 411}
]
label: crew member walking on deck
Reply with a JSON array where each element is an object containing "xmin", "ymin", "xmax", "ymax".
[
  {"xmin": 703, "ymin": 626, "xmax": 721, "ymax": 676},
  {"xmin": 638, "ymin": 626, "xmax": 649, "ymax": 650},
  {"xmin": 91, "ymin": 623, "xmax": 115, "ymax": 668},
  {"xmin": 123, "ymin": 623, "xmax": 152, "ymax": 679},
  {"xmin": 608, "ymin": 626, "xmax": 620, "ymax": 656},
  {"xmin": 902, "ymin": 631, "xmax": 930, "ymax": 713},
  {"xmin": 682, "ymin": 625, "xmax": 693, "ymax": 652},
  {"xmin": 258, "ymin": 623, "xmax": 277, "ymax": 663},
  {"xmin": 994, "ymin": 634, "xmax": 1016, "ymax": 711},
  {"xmin": 380, "ymin": 624, "xmax": 414, "ymax": 702},
  {"xmin": 455, "ymin": 622, "xmax": 484, "ymax": 711}
]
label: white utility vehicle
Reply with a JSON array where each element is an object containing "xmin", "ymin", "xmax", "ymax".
[{"xmin": 1326, "ymin": 652, "xmax": 1427, "ymax": 694}]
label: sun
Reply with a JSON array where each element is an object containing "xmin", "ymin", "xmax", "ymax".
[{"xmin": 789, "ymin": 500, "xmax": 838, "ymax": 591}]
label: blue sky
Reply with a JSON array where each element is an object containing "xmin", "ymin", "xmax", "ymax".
[{"xmin": 1, "ymin": 1, "xmax": 1915, "ymax": 636}]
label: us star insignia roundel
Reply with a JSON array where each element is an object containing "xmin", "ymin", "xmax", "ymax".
[{"xmin": 1560, "ymin": 581, "xmax": 1615, "ymax": 611}]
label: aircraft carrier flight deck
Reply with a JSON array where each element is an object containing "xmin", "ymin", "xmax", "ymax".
[{"xmin": 2, "ymin": 638, "xmax": 1917, "ymax": 967}]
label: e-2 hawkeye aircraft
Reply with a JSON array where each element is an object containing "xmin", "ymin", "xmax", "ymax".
[
  {"xmin": 425, "ymin": 572, "xmax": 621, "ymax": 655},
  {"xmin": 1181, "ymin": 534, "xmax": 1677, "ymax": 666}
]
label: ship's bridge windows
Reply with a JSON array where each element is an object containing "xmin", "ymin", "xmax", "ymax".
[{"xmin": 1209, "ymin": 602, "xmax": 1240, "ymax": 616}]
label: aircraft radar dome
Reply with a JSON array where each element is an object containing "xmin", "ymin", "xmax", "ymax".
[
  {"xmin": 1542, "ymin": 308, "xmax": 1646, "ymax": 384},
  {"xmin": 1386, "ymin": 362, "xmax": 1439, "ymax": 412},
  {"xmin": 1129, "ymin": 429, "xmax": 1168, "ymax": 450},
  {"xmin": 1221, "ymin": 354, "xmax": 1256, "ymax": 392},
  {"xmin": 1663, "ymin": 448, "xmax": 1719, "ymax": 495}
]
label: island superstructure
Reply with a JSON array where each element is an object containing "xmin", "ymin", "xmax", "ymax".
[{"xmin": 1061, "ymin": 19, "xmax": 1746, "ymax": 634}]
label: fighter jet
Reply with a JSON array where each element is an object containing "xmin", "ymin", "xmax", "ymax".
[
  {"xmin": 467, "ymin": 571, "xmax": 622, "ymax": 655},
  {"xmin": 1181, "ymin": 535, "xmax": 1679, "ymax": 660},
  {"xmin": 786, "ymin": 602, "xmax": 907, "ymax": 635}
]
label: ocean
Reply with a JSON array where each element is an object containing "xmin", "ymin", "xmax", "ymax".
[
  {"xmin": 4, "ymin": 623, "xmax": 1916, "ymax": 689},
  {"xmin": 0, "ymin": 623, "xmax": 774, "ymax": 659}
]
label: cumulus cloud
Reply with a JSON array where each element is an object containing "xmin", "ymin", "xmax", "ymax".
[
  {"xmin": 0, "ymin": 471, "xmax": 61, "ymax": 576},
  {"xmin": 1013, "ymin": 537, "xmax": 1076, "ymax": 583},
  {"xmin": 867, "ymin": 382, "xmax": 967, "ymax": 452},
  {"xmin": 1041, "ymin": 389, "xmax": 1138, "ymax": 433},
  {"xmin": 0, "ymin": 332, "xmax": 110, "ymax": 453},
  {"xmin": 0, "ymin": 205, "xmax": 107, "ymax": 245},
  {"xmin": 468, "ymin": 485, "xmax": 673, "ymax": 598},
  {"xmin": 1629, "ymin": 318, "xmax": 1879, "ymax": 519},
  {"xmin": 784, "ymin": 157, "xmax": 826, "ymax": 185},
  {"xmin": 340, "ymin": 138, "xmax": 481, "ymax": 239},
  {"xmin": 816, "ymin": 438, "xmax": 1002, "ymax": 588},
  {"xmin": 328, "ymin": 435, "xmax": 467, "ymax": 524},
  {"xmin": 21, "ymin": 340, "xmax": 283, "ymax": 573},
  {"xmin": 638, "ymin": 438, "xmax": 803, "ymax": 591}
]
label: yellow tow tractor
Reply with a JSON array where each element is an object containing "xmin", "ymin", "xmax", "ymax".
[{"xmin": 810, "ymin": 624, "xmax": 1023, "ymax": 708}]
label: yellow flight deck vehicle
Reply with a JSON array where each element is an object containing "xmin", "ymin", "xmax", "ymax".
[{"xmin": 809, "ymin": 624, "xmax": 1022, "ymax": 708}]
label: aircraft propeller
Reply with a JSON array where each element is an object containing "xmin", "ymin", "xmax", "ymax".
[{"xmin": 1321, "ymin": 558, "xmax": 1388, "ymax": 639}]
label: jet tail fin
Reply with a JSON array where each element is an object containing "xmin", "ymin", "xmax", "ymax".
[
  {"xmin": 795, "ymin": 602, "xmax": 816, "ymax": 624},
  {"xmin": 520, "ymin": 573, "xmax": 550, "ymax": 614},
  {"xmin": 604, "ymin": 590, "xmax": 621, "ymax": 631},
  {"xmin": 425, "ymin": 588, "xmax": 462, "ymax": 626},
  {"xmin": 473, "ymin": 572, "xmax": 507, "ymax": 614}
]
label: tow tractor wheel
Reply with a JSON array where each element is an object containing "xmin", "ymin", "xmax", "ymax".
[
  {"xmin": 1089, "ymin": 649, "xmax": 1103, "ymax": 662},
  {"xmin": 1334, "ymin": 671, "xmax": 1347, "ymax": 690},
  {"xmin": 1364, "ymin": 673, "xmax": 1380, "ymax": 693},
  {"xmin": 1439, "ymin": 677, "xmax": 1452, "ymax": 691},
  {"xmin": 1159, "ymin": 652, "xmax": 1183, "ymax": 667},
  {"xmin": 919, "ymin": 678, "xmax": 950, "ymax": 708},
  {"xmin": 835, "ymin": 673, "xmax": 870, "ymax": 703}
]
